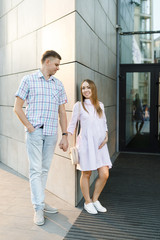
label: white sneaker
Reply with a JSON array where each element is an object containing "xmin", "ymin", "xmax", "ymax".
[
  {"xmin": 84, "ymin": 202, "xmax": 98, "ymax": 214},
  {"xmin": 44, "ymin": 203, "xmax": 58, "ymax": 214},
  {"xmin": 34, "ymin": 209, "xmax": 45, "ymax": 225},
  {"xmin": 93, "ymin": 200, "xmax": 107, "ymax": 213}
]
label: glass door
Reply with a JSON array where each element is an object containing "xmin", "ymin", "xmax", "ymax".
[
  {"xmin": 158, "ymin": 73, "xmax": 160, "ymax": 146},
  {"xmin": 125, "ymin": 72, "xmax": 150, "ymax": 150},
  {"xmin": 119, "ymin": 63, "xmax": 160, "ymax": 153}
]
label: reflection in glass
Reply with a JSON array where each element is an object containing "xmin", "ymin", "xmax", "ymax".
[
  {"xmin": 141, "ymin": 18, "xmax": 151, "ymax": 40},
  {"xmin": 141, "ymin": 0, "xmax": 151, "ymax": 15},
  {"xmin": 119, "ymin": 0, "xmax": 154, "ymax": 64},
  {"xmin": 141, "ymin": 42, "xmax": 151, "ymax": 59},
  {"xmin": 126, "ymin": 72, "xmax": 150, "ymax": 149},
  {"xmin": 158, "ymin": 73, "xmax": 160, "ymax": 141},
  {"xmin": 133, "ymin": 93, "xmax": 144, "ymax": 134},
  {"xmin": 154, "ymin": 38, "xmax": 160, "ymax": 63}
]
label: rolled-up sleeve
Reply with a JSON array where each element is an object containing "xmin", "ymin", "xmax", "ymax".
[
  {"xmin": 100, "ymin": 103, "xmax": 108, "ymax": 132},
  {"xmin": 67, "ymin": 102, "xmax": 80, "ymax": 135},
  {"xmin": 15, "ymin": 76, "xmax": 29, "ymax": 100},
  {"xmin": 59, "ymin": 84, "xmax": 68, "ymax": 105}
]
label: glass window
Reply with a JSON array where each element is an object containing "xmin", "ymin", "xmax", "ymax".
[
  {"xmin": 140, "ymin": 42, "xmax": 151, "ymax": 59},
  {"xmin": 141, "ymin": 0, "xmax": 151, "ymax": 15},
  {"xmin": 119, "ymin": 0, "xmax": 156, "ymax": 64},
  {"xmin": 141, "ymin": 18, "xmax": 151, "ymax": 40}
]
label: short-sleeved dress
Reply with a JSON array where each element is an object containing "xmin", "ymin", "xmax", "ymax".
[{"xmin": 67, "ymin": 99, "xmax": 112, "ymax": 171}]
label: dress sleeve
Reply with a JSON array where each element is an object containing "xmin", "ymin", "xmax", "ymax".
[
  {"xmin": 67, "ymin": 102, "xmax": 80, "ymax": 135},
  {"xmin": 100, "ymin": 102, "xmax": 108, "ymax": 132}
]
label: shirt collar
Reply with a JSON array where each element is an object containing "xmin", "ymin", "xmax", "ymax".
[{"xmin": 37, "ymin": 69, "xmax": 55, "ymax": 82}]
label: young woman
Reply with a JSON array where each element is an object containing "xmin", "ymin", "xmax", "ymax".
[{"xmin": 67, "ymin": 79, "xmax": 112, "ymax": 214}]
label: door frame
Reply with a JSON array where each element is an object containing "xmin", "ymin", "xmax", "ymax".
[{"xmin": 119, "ymin": 63, "xmax": 160, "ymax": 153}]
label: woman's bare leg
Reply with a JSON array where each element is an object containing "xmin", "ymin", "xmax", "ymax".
[
  {"xmin": 80, "ymin": 171, "xmax": 92, "ymax": 204},
  {"xmin": 92, "ymin": 166, "xmax": 109, "ymax": 202}
]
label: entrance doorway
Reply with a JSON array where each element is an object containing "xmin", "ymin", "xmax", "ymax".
[{"xmin": 119, "ymin": 63, "xmax": 160, "ymax": 153}]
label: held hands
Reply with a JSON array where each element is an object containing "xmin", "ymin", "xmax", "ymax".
[
  {"xmin": 59, "ymin": 136, "xmax": 69, "ymax": 152},
  {"xmin": 68, "ymin": 133, "xmax": 74, "ymax": 154},
  {"xmin": 98, "ymin": 132, "xmax": 108, "ymax": 149}
]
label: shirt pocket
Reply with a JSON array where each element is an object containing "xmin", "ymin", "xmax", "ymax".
[{"xmin": 51, "ymin": 89, "xmax": 60, "ymax": 103}]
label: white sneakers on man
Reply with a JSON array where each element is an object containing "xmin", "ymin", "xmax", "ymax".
[
  {"xmin": 34, "ymin": 209, "xmax": 45, "ymax": 226},
  {"xmin": 84, "ymin": 202, "xmax": 98, "ymax": 214},
  {"xmin": 93, "ymin": 200, "xmax": 107, "ymax": 212},
  {"xmin": 34, "ymin": 204, "xmax": 58, "ymax": 225},
  {"xmin": 44, "ymin": 203, "xmax": 58, "ymax": 213}
]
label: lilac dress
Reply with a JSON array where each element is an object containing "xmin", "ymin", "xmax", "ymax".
[{"xmin": 67, "ymin": 99, "xmax": 112, "ymax": 171}]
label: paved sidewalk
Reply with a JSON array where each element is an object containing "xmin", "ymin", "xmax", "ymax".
[{"xmin": 0, "ymin": 162, "xmax": 81, "ymax": 240}]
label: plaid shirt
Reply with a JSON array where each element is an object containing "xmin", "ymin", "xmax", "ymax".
[{"xmin": 15, "ymin": 70, "xmax": 68, "ymax": 135}]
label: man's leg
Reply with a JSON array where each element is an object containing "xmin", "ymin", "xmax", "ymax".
[
  {"xmin": 41, "ymin": 134, "xmax": 57, "ymax": 191},
  {"xmin": 41, "ymin": 134, "xmax": 57, "ymax": 213},
  {"xmin": 26, "ymin": 129, "xmax": 44, "ymax": 211}
]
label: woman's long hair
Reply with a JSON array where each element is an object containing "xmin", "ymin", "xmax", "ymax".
[{"xmin": 80, "ymin": 79, "xmax": 103, "ymax": 118}]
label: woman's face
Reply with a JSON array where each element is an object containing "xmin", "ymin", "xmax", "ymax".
[{"xmin": 81, "ymin": 81, "xmax": 92, "ymax": 99}]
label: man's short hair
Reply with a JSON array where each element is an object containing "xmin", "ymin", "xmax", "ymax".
[{"xmin": 41, "ymin": 50, "xmax": 62, "ymax": 64}]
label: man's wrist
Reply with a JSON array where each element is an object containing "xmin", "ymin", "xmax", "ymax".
[{"xmin": 62, "ymin": 132, "xmax": 68, "ymax": 136}]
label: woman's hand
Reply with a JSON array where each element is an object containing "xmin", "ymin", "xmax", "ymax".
[
  {"xmin": 98, "ymin": 132, "xmax": 108, "ymax": 149},
  {"xmin": 67, "ymin": 132, "xmax": 74, "ymax": 154}
]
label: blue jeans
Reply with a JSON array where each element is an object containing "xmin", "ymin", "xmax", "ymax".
[{"xmin": 26, "ymin": 129, "xmax": 57, "ymax": 211}]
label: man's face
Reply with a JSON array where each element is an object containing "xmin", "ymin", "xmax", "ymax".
[{"xmin": 47, "ymin": 57, "xmax": 60, "ymax": 76}]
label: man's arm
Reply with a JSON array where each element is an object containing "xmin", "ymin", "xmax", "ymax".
[
  {"xmin": 58, "ymin": 104, "xmax": 68, "ymax": 152},
  {"xmin": 13, "ymin": 97, "xmax": 35, "ymax": 133}
]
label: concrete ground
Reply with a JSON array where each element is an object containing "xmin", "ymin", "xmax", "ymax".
[{"xmin": 0, "ymin": 162, "xmax": 81, "ymax": 240}]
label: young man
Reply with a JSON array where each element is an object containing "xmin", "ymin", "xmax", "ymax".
[{"xmin": 14, "ymin": 50, "xmax": 68, "ymax": 225}]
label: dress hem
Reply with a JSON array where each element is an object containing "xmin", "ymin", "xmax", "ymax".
[{"xmin": 76, "ymin": 163, "xmax": 112, "ymax": 171}]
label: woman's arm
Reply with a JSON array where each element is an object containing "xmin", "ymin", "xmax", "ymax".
[
  {"xmin": 67, "ymin": 102, "xmax": 81, "ymax": 150},
  {"xmin": 67, "ymin": 102, "xmax": 81, "ymax": 135},
  {"xmin": 100, "ymin": 102, "xmax": 108, "ymax": 132},
  {"xmin": 99, "ymin": 102, "xmax": 109, "ymax": 149},
  {"xmin": 99, "ymin": 131, "xmax": 108, "ymax": 149}
]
